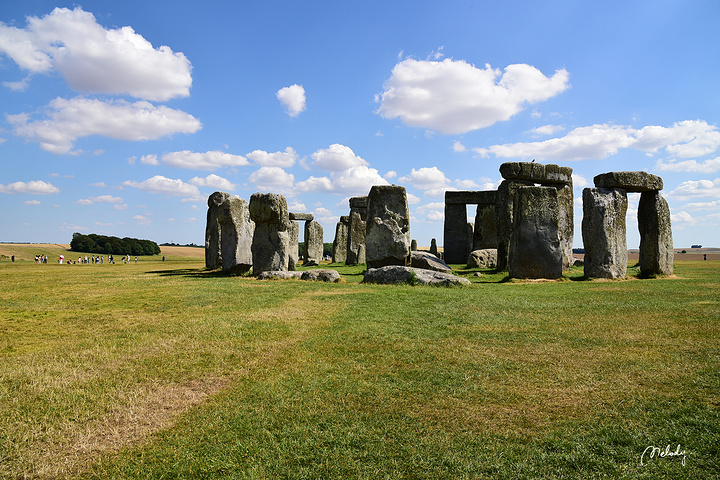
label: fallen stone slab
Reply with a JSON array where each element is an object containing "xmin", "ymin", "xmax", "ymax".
[
  {"xmin": 410, "ymin": 251, "xmax": 452, "ymax": 273},
  {"xmin": 593, "ymin": 171, "xmax": 663, "ymax": 192},
  {"xmin": 300, "ymin": 269, "xmax": 342, "ymax": 283},
  {"xmin": 364, "ymin": 265, "xmax": 470, "ymax": 287},
  {"xmin": 467, "ymin": 249, "xmax": 497, "ymax": 269},
  {"xmin": 256, "ymin": 271, "xmax": 303, "ymax": 280}
]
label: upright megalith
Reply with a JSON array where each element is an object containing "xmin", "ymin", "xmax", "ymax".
[
  {"xmin": 495, "ymin": 179, "xmax": 533, "ymax": 271},
  {"xmin": 205, "ymin": 191, "xmax": 231, "ymax": 269},
  {"xmin": 365, "ymin": 185, "xmax": 411, "ymax": 269},
  {"xmin": 473, "ymin": 203, "xmax": 497, "ymax": 251},
  {"xmin": 347, "ymin": 196, "xmax": 368, "ymax": 265},
  {"xmin": 249, "ymin": 193, "xmax": 290, "ymax": 274},
  {"xmin": 582, "ymin": 188, "xmax": 628, "ymax": 279},
  {"xmin": 443, "ymin": 202, "xmax": 470, "ymax": 264},
  {"xmin": 287, "ymin": 220, "xmax": 299, "ymax": 270},
  {"xmin": 508, "ymin": 186, "xmax": 562, "ymax": 279},
  {"xmin": 411, "ymin": 239, "xmax": 418, "ymax": 251},
  {"xmin": 205, "ymin": 191, "xmax": 254, "ymax": 273},
  {"xmin": 430, "ymin": 238, "xmax": 438, "ymax": 256},
  {"xmin": 332, "ymin": 216, "xmax": 349, "ymax": 263},
  {"xmin": 554, "ymin": 183, "xmax": 575, "ymax": 270},
  {"xmin": 304, "ymin": 220, "xmax": 324, "ymax": 266},
  {"xmin": 444, "ymin": 190, "xmax": 497, "ymax": 264},
  {"xmin": 638, "ymin": 191, "xmax": 673, "ymax": 276}
]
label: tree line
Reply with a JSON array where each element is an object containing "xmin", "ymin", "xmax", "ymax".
[{"xmin": 70, "ymin": 233, "xmax": 161, "ymax": 256}]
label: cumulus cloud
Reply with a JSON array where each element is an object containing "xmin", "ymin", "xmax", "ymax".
[
  {"xmin": 140, "ymin": 154, "xmax": 158, "ymax": 165},
  {"xmin": 681, "ymin": 200, "xmax": 720, "ymax": 211},
  {"xmin": 0, "ymin": 180, "xmax": 59, "ymax": 194},
  {"xmin": 7, "ymin": 97, "xmax": 201, "ymax": 154},
  {"xmin": 76, "ymin": 194, "xmax": 124, "ymax": 205},
  {"xmin": 311, "ymin": 144, "xmax": 369, "ymax": 171},
  {"xmin": 655, "ymin": 157, "xmax": 720, "ymax": 173},
  {"xmin": 0, "ymin": 7, "xmax": 192, "ymax": 100},
  {"xmin": 122, "ymin": 175, "xmax": 201, "ymax": 198},
  {"xmin": 399, "ymin": 166, "xmax": 454, "ymax": 197},
  {"xmin": 414, "ymin": 202, "xmax": 445, "ymax": 222},
  {"xmin": 246, "ymin": 147, "xmax": 298, "ymax": 167},
  {"xmin": 288, "ymin": 201, "xmax": 307, "ymax": 211},
  {"xmin": 296, "ymin": 165, "xmax": 388, "ymax": 196},
  {"xmin": 24, "ymin": 200, "xmax": 41, "ymax": 205},
  {"xmin": 384, "ymin": 170, "xmax": 398, "ymax": 179},
  {"xmin": 276, "ymin": 84, "xmax": 306, "ymax": 117},
  {"xmin": 160, "ymin": 150, "xmax": 247, "ymax": 170},
  {"xmin": 453, "ymin": 141, "xmax": 466, "ymax": 152},
  {"xmin": 188, "ymin": 174, "xmax": 236, "ymax": 191},
  {"xmin": 667, "ymin": 178, "xmax": 720, "ymax": 201},
  {"xmin": 473, "ymin": 120, "xmax": 720, "ymax": 162},
  {"xmin": 376, "ymin": 58, "xmax": 569, "ymax": 134},
  {"xmin": 531, "ymin": 124, "xmax": 565, "ymax": 136},
  {"xmin": 132, "ymin": 215, "xmax": 152, "ymax": 225},
  {"xmin": 248, "ymin": 167, "xmax": 295, "ymax": 188}
]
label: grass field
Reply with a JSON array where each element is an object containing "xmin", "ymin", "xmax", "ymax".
[{"xmin": 0, "ymin": 244, "xmax": 718, "ymax": 479}]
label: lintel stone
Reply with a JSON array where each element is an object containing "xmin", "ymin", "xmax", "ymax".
[
  {"xmin": 289, "ymin": 212, "xmax": 314, "ymax": 221},
  {"xmin": 593, "ymin": 171, "xmax": 663, "ymax": 192},
  {"xmin": 445, "ymin": 190, "xmax": 497, "ymax": 205},
  {"xmin": 499, "ymin": 162, "xmax": 572, "ymax": 185}
]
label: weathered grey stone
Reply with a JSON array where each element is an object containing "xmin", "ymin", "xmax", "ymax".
[
  {"xmin": 346, "ymin": 196, "xmax": 368, "ymax": 265},
  {"xmin": 289, "ymin": 212, "xmax": 314, "ymax": 221},
  {"xmin": 410, "ymin": 251, "xmax": 452, "ymax": 273},
  {"xmin": 443, "ymin": 202, "xmax": 470, "ymax": 264},
  {"xmin": 340, "ymin": 215, "xmax": 350, "ymax": 223},
  {"xmin": 582, "ymin": 188, "xmax": 628, "ymax": 279},
  {"xmin": 430, "ymin": 238, "xmax": 438, "ymax": 256},
  {"xmin": 467, "ymin": 249, "xmax": 498, "ymax": 269},
  {"xmin": 411, "ymin": 239, "xmax": 418, "ymax": 251},
  {"xmin": 249, "ymin": 193, "xmax": 290, "ymax": 274},
  {"xmin": 500, "ymin": 162, "xmax": 573, "ymax": 185},
  {"xmin": 205, "ymin": 191, "xmax": 231, "ymax": 269},
  {"xmin": 638, "ymin": 191, "xmax": 673, "ymax": 276},
  {"xmin": 553, "ymin": 183, "xmax": 574, "ymax": 270},
  {"xmin": 288, "ymin": 220, "xmax": 299, "ymax": 270},
  {"xmin": 257, "ymin": 270, "xmax": 302, "ymax": 280},
  {"xmin": 445, "ymin": 190, "xmax": 497, "ymax": 205},
  {"xmin": 357, "ymin": 243, "xmax": 366, "ymax": 264},
  {"xmin": 495, "ymin": 179, "xmax": 533, "ymax": 271},
  {"xmin": 365, "ymin": 185, "xmax": 411, "ymax": 269},
  {"xmin": 594, "ymin": 171, "xmax": 663, "ymax": 192},
  {"xmin": 304, "ymin": 220, "xmax": 323, "ymax": 266},
  {"xmin": 218, "ymin": 195, "xmax": 254, "ymax": 273},
  {"xmin": 363, "ymin": 265, "xmax": 470, "ymax": 286},
  {"xmin": 508, "ymin": 186, "xmax": 562, "ymax": 279},
  {"xmin": 300, "ymin": 269, "xmax": 342, "ymax": 283},
  {"xmin": 473, "ymin": 203, "xmax": 497, "ymax": 250},
  {"xmin": 332, "ymin": 219, "xmax": 348, "ymax": 264}
]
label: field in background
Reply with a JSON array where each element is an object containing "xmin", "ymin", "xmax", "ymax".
[{"xmin": 0, "ymin": 244, "xmax": 718, "ymax": 478}]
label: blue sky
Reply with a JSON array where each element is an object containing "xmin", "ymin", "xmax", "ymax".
[{"xmin": 1, "ymin": 0, "xmax": 719, "ymax": 248}]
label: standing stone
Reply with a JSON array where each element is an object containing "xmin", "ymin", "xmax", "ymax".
[
  {"xmin": 495, "ymin": 179, "xmax": 533, "ymax": 271},
  {"xmin": 473, "ymin": 203, "xmax": 497, "ymax": 251},
  {"xmin": 332, "ymin": 217, "xmax": 349, "ymax": 263},
  {"xmin": 346, "ymin": 196, "xmax": 367, "ymax": 265},
  {"xmin": 443, "ymin": 202, "xmax": 469, "ymax": 264},
  {"xmin": 205, "ymin": 191, "xmax": 231, "ymax": 269},
  {"xmin": 638, "ymin": 191, "xmax": 673, "ymax": 276},
  {"xmin": 304, "ymin": 220, "xmax": 324, "ymax": 266},
  {"xmin": 365, "ymin": 185, "xmax": 411, "ymax": 269},
  {"xmin": 218, "ymin": 195, "xmax": 254, "ymax": 273},
  {"xmin": 411, "ymin": 239, "xmax": 418, "ymax": 251},
  {"xmin": 430, "ymin": 238, "xmax": 438, "ymax": 256},
  {"xmin": 249, "ymin": 193, "xmax": 290, "ymax": 275},
  {"xmin": 288, "ymin": 220, "xmax": 299, "ymax": 270},
  {"xmin": 509, "ymin": 186, "xmax": 562, "ymax": 279},
  {"xmin": 553, "ymin": 183, "xmax": 574, "ymax": 270},
  {"xmin": 582, "ymin": 188, "xmax": 628, "ymax": 279},
  {"xmin": 357, "ymin": 243, "xmax": 366, "ymax": 264}
]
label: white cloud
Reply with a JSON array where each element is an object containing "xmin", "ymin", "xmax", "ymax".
[
  {"xmin": 288, "ymin": 201, "xmax": 307, "ymax": 211},
  {"xmin": 455, "ymin": 179, "xmax": 479, "ymax": 189},
  {"xmin": 671, "ymin": 211, "xmax": 696, "ymax": 225},
  {"xmin": 2, "ymin": 76, "xmax": 30, "ymax": 92},
  {"xmin": 122, "ymin": 175, "xmax": 201, "ymax": 198},
  {"xmin": 7, "ymin": 96, "xmax": 201, "ymax": 154},
  {"xmin": 384, "ymin": 170, "xmax": 397, "ymax": 179},
  {"xmin": 0, "ymin": 180, "xmax": 59, "ymax": 194},
  {"xmin": 681, "ymin": 200, "xmax": 720, "ymax": 211},
  {"xmin": 473, "ymin": 120, "xmax": 720, "ymax": 162},
  {"xmin": 160, "ymin": 150, "xmax": 247, "ymax": 170},
  {"xmin": 76, "ymin": 194, "xmax": 124, "ymax": 205},
  {"xmin": 531, "ymin": 124, "xmax": 565, "ymax": 136},
  {"xmin": 311, "ymin": 144, "xmax": 369, "ymax": 171},
  {"xmin": 414, "ymin": 202, "xmax": 445, "ymax": 222},
  {"xmin": 24, "ymin": 200, "xmax": 41, "ymax": 205},
  {"xmin": 407, "ymin": 193, "xmax": 421, "ymax": 205},
  {"xmin": 655, "ymin": 157, "xmax": 720, "ymax": 173},
  {"xmin": 248, "ymin": 167, "xmax": 294, "ymax": 188},
  {"xmin": 140, "ymin": 154, "xmax": 158, "ymax": 165},
  {"xmin": 295, "ymin": 176, "xmax": 335, "ymax": 193},
  {"xmin": 114, "ymin": 204, "xmax": 128, "ymax": 210},
  {"xmin": 572, "ymin": 173, "xmax": 589, "ymax": 188},
  {"xmin": 188, "ymin": 174, "xmax": 235, "ymax": 191},
  {"xmin": 667, "ymin": 178, "xmax": 720, "ymax": 201},
  {"xmin": 0, "ymin": 7, "xmax": 192, "ymax": 101},
  {"xmin": 399, "ymin": 167, "xmax": 452, "ymax": 196},
  {"xmin": 453, "ymin": 141, "xmax": 466, "ymax": 152},
  {"xmin": 246, "ymin": 147, "xmax": 298, "ymax": 167},
  {"xmin": 133, "ymin": 215, "xmax": 152, "ymax": 225},
  {"xmin": 377, "ymin": 58, "xmax": 569, "ymax": 134},
  {"xmin": 295, "ymin": 165, "xmax": 389, "ymax": 196},
  {"xmin": 276, "ymin": 84, "xmax": 306, "ymax": 117}
]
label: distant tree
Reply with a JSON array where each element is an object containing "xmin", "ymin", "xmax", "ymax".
[{"xmin": 69, "ymin": 233, "xmax": 160, "ymax": 256}]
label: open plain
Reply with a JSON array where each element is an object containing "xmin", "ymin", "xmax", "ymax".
[{"xmin": 0, "ymin": 243, "xmax": 718, "ymax": 479}]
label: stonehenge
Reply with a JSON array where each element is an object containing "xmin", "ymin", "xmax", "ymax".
[{"xmin": 204, "ymin": 165, "xmax": 673, "ymax": 283}]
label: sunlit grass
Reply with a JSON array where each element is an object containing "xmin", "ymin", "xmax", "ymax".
[{"xmin": 0, "ymin": 250, "xmax": 718, "ymax": 478}]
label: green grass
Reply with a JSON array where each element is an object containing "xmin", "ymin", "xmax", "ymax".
[{"xmin": 0, "ymin": 250, "xmax": 718, "ymax": 479}]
